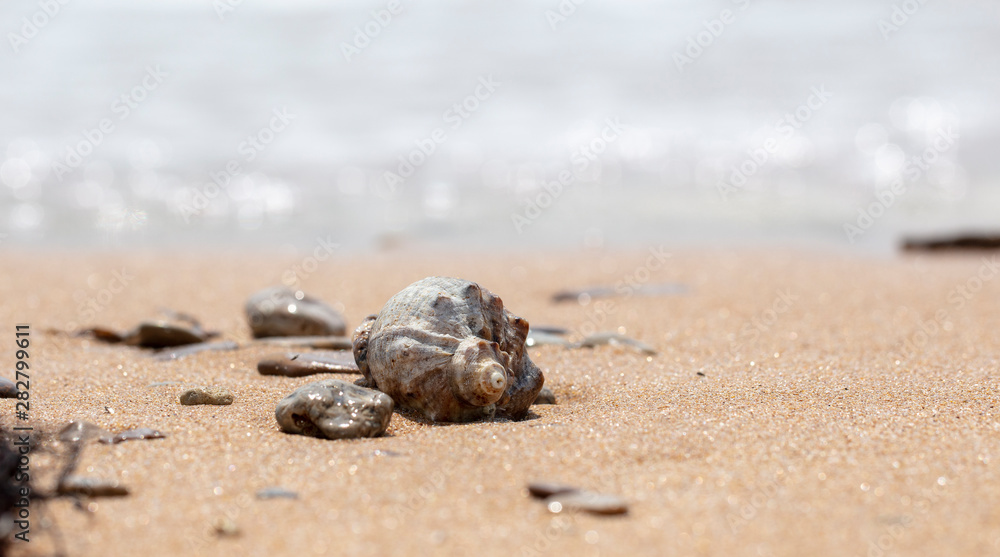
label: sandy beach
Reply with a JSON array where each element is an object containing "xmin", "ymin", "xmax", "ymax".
[{"xmin": 2, "ymin": 249, "xmax": 999, "ymax": 557}]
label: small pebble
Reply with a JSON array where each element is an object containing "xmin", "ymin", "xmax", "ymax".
[
  {"xmin": 258, "ymin": 351, "xmax": 359, "ymax": 377},
  {"xmin": 256, "ymin": 487, "xmax": 299, "ymax": 500},
  {"xmin": 153, "ymin": 340, "xmax": 239, "ymax": 361},
  {"xmin": 125, "ymin": 321, "xmax": 213, "ymax": 348},
  {"xmin": 253, "ymin": 336, "xmax": 353, "ymax": 350},
  {"xmin": 575, "ymin": 332, "xmax": 657, "ymax": 355},
  {"xmin": 147, "ymin": 381, "xmax": 181, "ymax": 387},
  {"xmin": 179, "ymin": 386, "xmax": 234, "ymax": 406},
  {"xmin": 527, "ymin": 481, "xmax": 578, "ymax": 499},
  {"xmin": 57, "ymin": 476, "xmax": 129, "ymax": 497},
  {"xmin": 545, "ymin": 490, "xmax": 629, "ymax": 515},
  {"xmin": 0, "ymin": 378, "xmax": 18, "ymax": 399},
  {"xmin": 275, "ymin": 379, "xmax": 393, "ymax": 440},
  {"xmin": 532, "ymin": 387, "xmax": 557, "ymax": 405},
  {"xmin": 246, "ymin": 287, "xmax": 346, "ymax": 338},
  {"xmin": 102, "ymin": 427, "xmax": 167, "ymax": 444},
  {"xmin": 59, "ymin": 421, "xmax": 114, "ymax": 444},
  {"xmin": 212, "ymin": 517, "xmax": 240, "ymax": 537}
]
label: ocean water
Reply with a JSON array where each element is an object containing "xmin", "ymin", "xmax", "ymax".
[{"xmin": 1, "ymin": 0, "xmax": 999, "ymax": 253}]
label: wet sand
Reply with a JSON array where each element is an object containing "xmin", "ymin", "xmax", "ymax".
[{"xmin": 2, "ymin": 249, "xmax": 999, "ymax": 557}]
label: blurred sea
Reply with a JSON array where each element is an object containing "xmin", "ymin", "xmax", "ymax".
[{"xmin": 1, "ymin": 0, "xmax": 999, "ymax": 253}]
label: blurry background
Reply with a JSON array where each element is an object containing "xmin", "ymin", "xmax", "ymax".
[{"xmin": 1, "ymin": 0, "xmax": 998, "ymax": 253}]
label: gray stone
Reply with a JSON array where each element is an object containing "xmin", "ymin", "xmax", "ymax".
[
  {"xmin": 257, "ymin": 351, "xmax": 359, "ymax": 377},
  {"xmin": 275, "ymin": 379, "xmax": 393, "ymax": 440},
  {"xmin": 179, "ymin": 386, "xmax": 234, "ymax": 406},
  {"xmin": 125, "ymin": 321, "xmax": 211, "ymax": 348},
  {"xmin": 532, "ymin": 386, "xmax": 556, "ymax": 405},
  {"xmin": 246, "ymin": 287, "xmax": 346, "ymax": 338}
]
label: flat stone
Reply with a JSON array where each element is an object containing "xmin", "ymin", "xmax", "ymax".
[
  {"xmin": 179, "ymin": 386, "xmax": 234, "ymax": 406},
  {"xmin": 125, "ymin": 321, "xmax": 211, "ymax": 348},
  {"xmin": 532, "ymin": 386, "xmax": 557, "ymax": 405},
  {"xmin": 258, "ymin": 351, "xmax": 359, "ymax": 377},
  {"xmin": 246, "ymin": 287, "xmax": 347, "ymax": 338},
  {"xmin": 575, "ymin": 332, "xmax": 657, "ymax": 355},
  {"xmin": 59, "ymin": 420, "xmax": 114, "ymax": 444},
  {"xmin": 545, "ymin": 490, "xmax": 629, "ymax": 515},
  {"xmin": 57, "ymin": 476, "xmax": 129, "ymax": 497},
  {"xmin": 153, "ymin": 340, "xmax": 239, "ymax": 361},
  {"xmin": 252, "ymin": 336, "xmax": 353, "ymax": 350},
  {"xmin": 0, "ymin": 378, "xmax": 17, "ymax": 399},
  {"xmin": 275, "ymin": 379, "xmax": 393, "ymax": 440},
  {"xmin": 101, "ymin": 427, "xmax": 167, "ymax": 444},
  {"xmin": 256, "ymin": 487, "xmax": 299, "ymax": 500},
  {"xmin": 527, "ymin": 481, "xmax": 578, "ymax": 499}
]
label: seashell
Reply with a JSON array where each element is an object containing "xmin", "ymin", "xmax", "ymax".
[
  {"xmin": 353, "ymin": 276, "xmax": 544, "ymax": 422},
  {"xmin": 275, "ymin": 379, "xmax": 393, "ymax": 440},
  {"xmin": 245, "ymin": 287, "xmax": 346, "ymax": 338}
]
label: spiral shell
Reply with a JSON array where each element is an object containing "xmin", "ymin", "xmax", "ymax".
[{"xmin": 353, "ymin": 277, "xmax": 544, "ymax": 422}]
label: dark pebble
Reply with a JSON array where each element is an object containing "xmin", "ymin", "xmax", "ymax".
[
  {"xmin": 57, "ymin": 476, "xmax": 129, "ymax": 497},
  {"xmin": 0, "ymin": 378, "xmax": 17, "ymax": 399},
  {"xmin": 527, "ymin": 481, "xmax": 579, "ymax": 499},
  {"xmin": 258, "ymin": 351, "xmax": 359, "ymax": 377}
]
